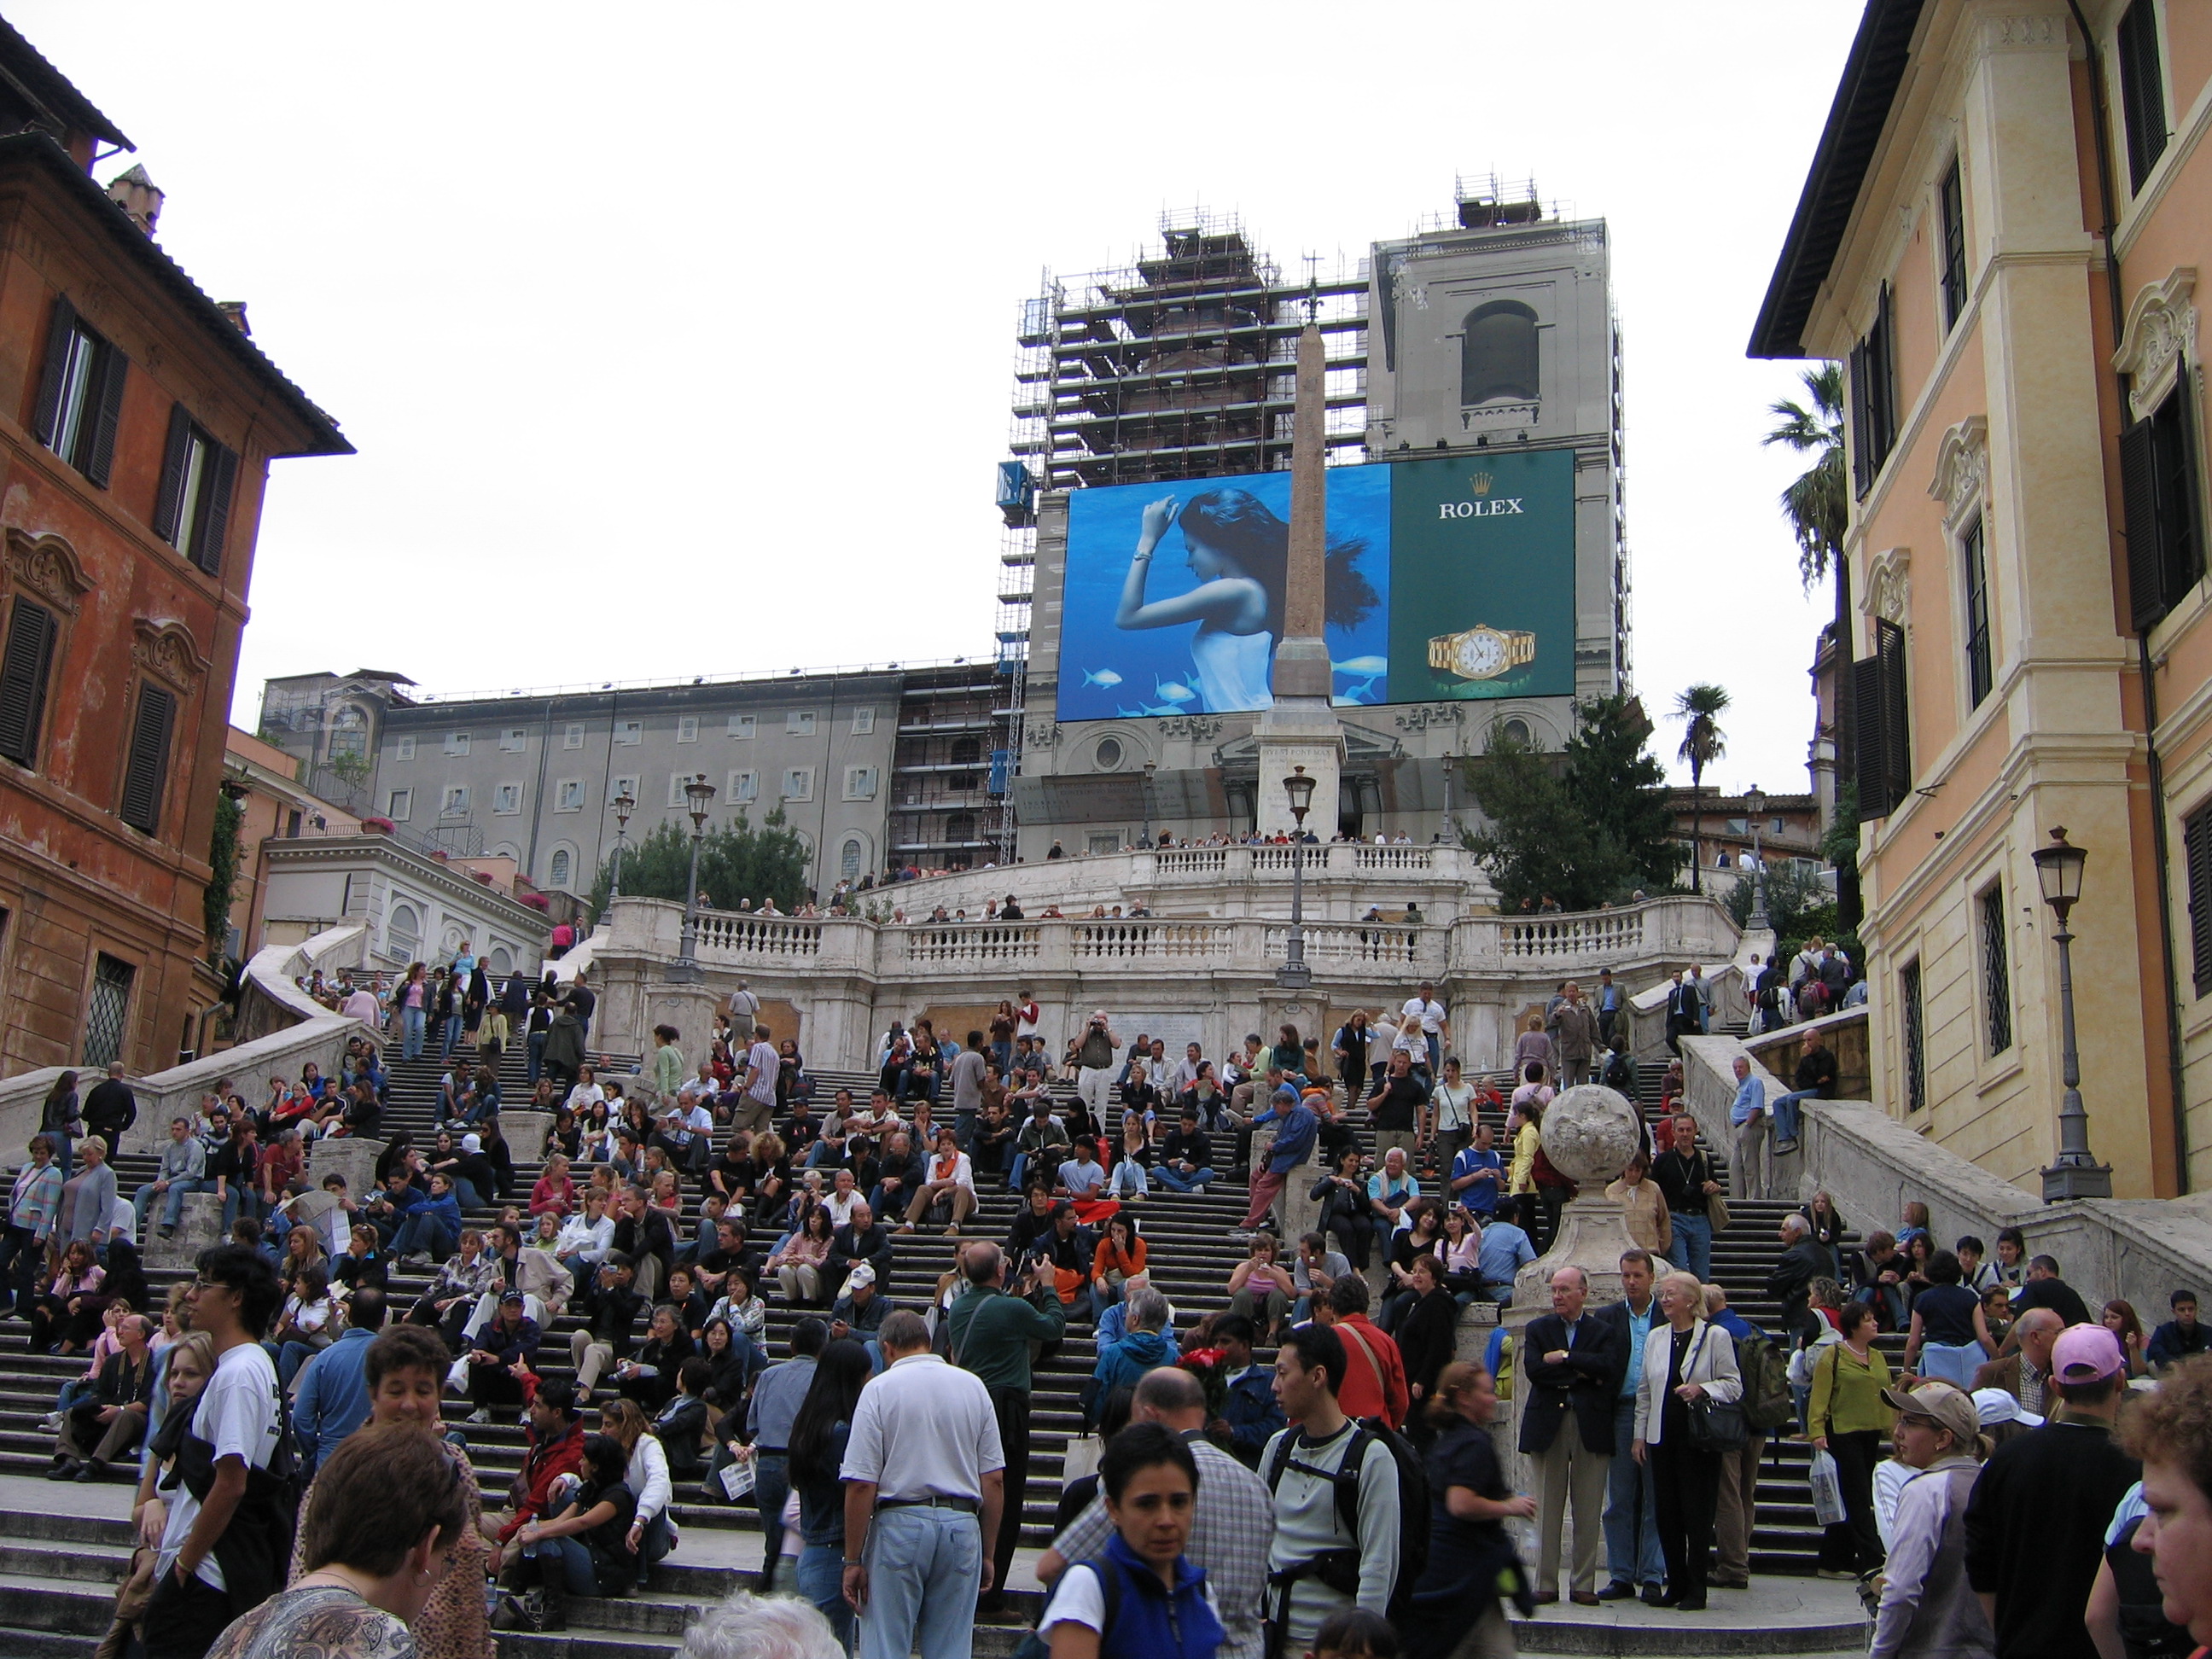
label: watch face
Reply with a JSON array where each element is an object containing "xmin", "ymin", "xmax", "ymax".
[{"xmin": 1452, "ymin": 630, "xmax": 1509, "ymax": 678}]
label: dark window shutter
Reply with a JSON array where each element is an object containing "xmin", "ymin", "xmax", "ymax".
[
  {"xmin": 2187, "ymin": 805, "xmax": 2212, "ymax": 997},
  {"xmin": 119, "ymin": 683, "xmax": 175, "ymax": 835},
  {"xmin": 2122, "ymin": 411, "xmax": 2165, "ymax": 629},
  {"xmin": 1877, "ymin": 616, "xmax": 1912, "ymax": 795},
  {"xmin": 1853, "ymin": 655, "xmax": 1890, "ymax": 820},
  {"xmin": 152, "ymin": 404, "xmax": 192, "ymax": 545},
  {"xmin": 1849, "ymin": 339, "xmax": 1873, "ymax": 496},
  {"xmin": 81, "ymin": 341, "xmax": 127, "ymax": 489},
  {"xmin": 2118, "ymin": 0, "xmax": 2169, "ymax": 191},
  {"xmin": 193, "ymin": 441, "xmax": 237, "ymax": 577},
  {"xmin": 0, "ymin": 597, "xmax": 58, "ymax": 768},
  {"xmin": 2167, "ymin": 367, "xmax": 2206, "ymax": 602},
  {"xmin": 31, "ymin": 296, "xmax": 76, "ymax": 447}
]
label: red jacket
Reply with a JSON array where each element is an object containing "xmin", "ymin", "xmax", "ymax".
[
  {"xmin": 1333, "ymin": 1313, "xmax": 1410, "ymax": 1429},
  {"xmin": 500, "ymin": 1416, "xmax": 587, "ymax": 1542}
]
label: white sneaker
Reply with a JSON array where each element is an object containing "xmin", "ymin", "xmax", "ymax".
[{"xmin": 467, "ymin": 1407, "xmax": 492, "ymax": 1425}]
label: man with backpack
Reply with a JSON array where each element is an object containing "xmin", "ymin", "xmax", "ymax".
[
  {"xmin": 1705, "ymin": 1283, "xmax": 1790, "ymax": 1590},
  {"xmin": 1261, "ymin": 1324, "xmax": 1406, "ymax": 1655}
]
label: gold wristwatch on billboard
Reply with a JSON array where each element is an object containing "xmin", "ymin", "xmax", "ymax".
[{"xmin": 1429, "ymin": 625, "xmax": 1537, "ymax": 681}]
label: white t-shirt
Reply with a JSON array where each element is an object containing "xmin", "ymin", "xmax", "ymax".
[
  {"xmin": 566, "ymin": 1083, "xmax": 606, "ymax": 1114},
  {"xmin": 157, "ymin": 1341, "xmax": 283, "ymax": 1588},
  {"xmin": 1045, "ymin": 1561, "xmax": 1219, "ymax": 1634},
  {"xmin": 1401, "ymin": 997, "xmax": 1446, "ymax": 1035}
]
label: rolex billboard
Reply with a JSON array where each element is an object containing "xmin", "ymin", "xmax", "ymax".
[{"xmin": 1051, "ymin": 447, "xmax": 1575, "ymax": 721}]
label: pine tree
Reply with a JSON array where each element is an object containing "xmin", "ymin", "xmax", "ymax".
[{"xmin": 588, "ymin": 810, "xmax": 812, "ymax": 917}]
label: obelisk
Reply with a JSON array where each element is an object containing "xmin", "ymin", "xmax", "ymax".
[{"xmin": 1254, "ymin": 323, "xmax": 1347, "ymax": 836}]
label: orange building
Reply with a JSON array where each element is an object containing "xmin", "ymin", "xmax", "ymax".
[
  {"xmin": 0, "ymin": 21, "xmax": 348, "ymax": 1073},
  {"xmin": 1752, "ymin": 2, "xmax": 2210, "ymax": 1197}
]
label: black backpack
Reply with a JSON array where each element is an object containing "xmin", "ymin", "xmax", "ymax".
[
  {"xmin": 1264, "ymin": 1418, "xmax": 1429, "ymax": 1627},
  {"xmin": 1737, "ymin": 1330, "xmax": 1794, "ymax": 1432}
]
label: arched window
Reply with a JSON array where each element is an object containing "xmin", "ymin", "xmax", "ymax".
[
  {"xmin": 841, "ymin": 838, "xmax": 864, "ymax": 881},
  {"xmin": 946, "ymin": 811, "xmax": 976, "ymax": 844},
  {"xmin": 549, "ymin": 849, "xmax": 572, "ymax": 888},
  {"xmin": 486, "ymin": 947, "xmax": 514, "ymax": 977},
  {"xmin": 951, "ymin": 736, "xmax": 981, "ymax": 766},
  {"xmin": 1461, "ymin": 300, "xmax": 1539, "ymax": 407},
  {"xmin": 1501, "ymin": 717, "xmax": 1533, "ymax": 747},
  {"xmin": 1095, "ymin": 736, "xmax": 1124, "ymax": 771},
  {"xmin": 388, "ymin": 903, "xmax": 421, "ymax": 959}
]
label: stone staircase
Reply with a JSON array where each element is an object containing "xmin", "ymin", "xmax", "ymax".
[{"xmin": 0, "ymin": 1039, "xmax": 1888, "ymax": 1656}]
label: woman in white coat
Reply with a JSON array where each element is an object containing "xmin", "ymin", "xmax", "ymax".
[{"xmin": 1633, "ymin": 1270, "xmax": 1742, "ymax": 1610}]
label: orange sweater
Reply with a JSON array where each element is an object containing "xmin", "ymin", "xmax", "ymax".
[{"xmin": 1093, "ymin": 1237, "xmax": 1148, "ymax": 1283}]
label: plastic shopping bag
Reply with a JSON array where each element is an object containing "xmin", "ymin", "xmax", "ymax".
[{"xmin": 1807, "ymin": 1448, "xmax": 1847, "ymax": 1528}]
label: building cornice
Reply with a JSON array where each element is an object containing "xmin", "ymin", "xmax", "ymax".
[{"xmin": 260, "ymin": 835, "xmax": 548, "ymax": 934}]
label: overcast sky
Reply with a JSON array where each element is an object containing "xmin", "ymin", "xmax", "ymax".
[{"xmin": 13, "ymin": 1, "xmax": 1861, "ymax": 800}]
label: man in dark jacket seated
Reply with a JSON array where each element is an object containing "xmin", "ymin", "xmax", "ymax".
[
  {"xmin": 827, "ymin": 1202, "xmax": 894, "ymax": 1301},
  {"xmin": 1205, "ymin": 1314, "xmax": 1285, "ymax": 1468},
  {"xmin": 1765, "ymin": 1213, "xmax": 1835, "ymax": 1348},
  {"xmin": 1768, "ymin": 1029, "xmax": 1840, "ymax": 1155}
]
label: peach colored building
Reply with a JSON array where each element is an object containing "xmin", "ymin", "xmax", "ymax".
[{"xmin": 1753, "ymin": 1, "xmax": 2211, "ymax": 1197}]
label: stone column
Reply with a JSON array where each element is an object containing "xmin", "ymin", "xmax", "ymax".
[
  {"xmin": 146, "ymin": 1192, "xmax": 225, "ymax": 1270},
  {"xmin": 307, "ymin": 1135, "xmax": 386, "ymax": 1208}
]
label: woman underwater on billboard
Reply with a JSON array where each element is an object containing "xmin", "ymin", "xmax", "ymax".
[{"xmin": 1112, "ymin": 488, "xmax": 1377, "ymax": 713}]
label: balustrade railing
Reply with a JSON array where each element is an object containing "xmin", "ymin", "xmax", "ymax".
[
  {"xmin": 1265, "ymin": 923, "xmax": 1423, "ymax": 965},
  {"xmin": 693, "ymin": 914, "xmax": 824, "ymax": 958},
  {"xmin": 1494, "ymin": 911, "xmax": 1646, "ymax": 958},
  {"xmin": 1073, "ymin": 922, "xmax": 1236, "ymax": 959},
  {"xmin": 905, "ymin": 925, "xmax": 1043, "ymax": 964}
]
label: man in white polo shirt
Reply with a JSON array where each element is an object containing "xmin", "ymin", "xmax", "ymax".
[{"xmin": 841, "ymin": 1309, "xmax": 1005, "ymax": 1659}]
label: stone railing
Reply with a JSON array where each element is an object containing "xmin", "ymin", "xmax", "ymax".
[
  {"xmin": 0, "ymin": 924, "xmax": 379, "ymax": 1161},
  {"xmin": 690, "ymin": 912, "xmax": 826, "ymax": 959},
  {"xmin": 1675, "ymin": 1030, "xmax": 2212, "ymax": 1321}
]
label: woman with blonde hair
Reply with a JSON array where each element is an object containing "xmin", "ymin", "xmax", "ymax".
[
  {"xmin": 1633, "ymin": 1270, "xmax": 1743, "ymax": 1610},
  {"xmin": 597, "ymin": 1397, "xmax": 674, "ymax": 1588}
]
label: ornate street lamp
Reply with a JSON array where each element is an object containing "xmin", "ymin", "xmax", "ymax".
[
  {"xmin": 669, "ymin": 774, "xmax": 717, "ymax": 983},
  {"xmin": 1743, "ymin": 783, "xmax": 1770, "ymax": 930},
  {"xmin": 2032, "ymin": 826, "xmax": 2110, "ymax": 1201},
  {"xmin": 1278, "ymin": 765, "xmax": 1317, "ymax": 991},
  {"xmin": 1139, "ymin": 760, "xmax": 1157, "ymax": 849},
  {"xmin": 609, "ymin": 789, "xmax": 636, "ymax": 899}
]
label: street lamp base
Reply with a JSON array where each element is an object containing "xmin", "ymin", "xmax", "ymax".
[
  {"xmin": 664, "ymin": 961, "xmax": 705, "ymax": 985},
  {"xmin": 1275, "ymin": 962, "xmax": 1313, "ymax": 992},
  {"xmin": 1748, "ymin": 909, "xmax": 1772, "ymax": 931},
  {"xmin": 2041, "ymin": 1160, "xmax": 2114, "ymax": 1203}
]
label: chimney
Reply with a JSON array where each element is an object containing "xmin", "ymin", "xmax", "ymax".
[{"xmin": 105, "ymin": 162, "xmax": 162, "ymax": 236}]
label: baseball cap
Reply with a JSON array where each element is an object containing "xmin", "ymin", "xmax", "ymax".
[
  {"xmin": 1881, "ymin": 1380, "xmax": 1982, "ymax": 1449},
  {"xmin": 2051, "ymin": 1324, "xmax": 2126, "ymax": 1383},
  {"xmin": 462, "ymin": 1133, "xmax": 482, "ymax": 1153},
  {"xmin": 1971, "ymin": 1387, "xmax": 2045, "ymax": 1429},
  {"xmin": 499, "ymin": 1289, "xmax": 527, "ymax": 1307},
  {"xmin": 846, "ymin": 1263, "xmax": 876, "ymax": 1289}
]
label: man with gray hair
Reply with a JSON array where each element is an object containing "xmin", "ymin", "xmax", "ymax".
[
  {"xmin": 1766, "ymin": 1212, "xmax": 1831, "ymax": 1348},
  {"xmin": 840, "ymin": 1310, "xmax": 1004, "ymax": 1659},
  {"xmin": 679, "ymin": 1587, "xmax": 841, "ymax": 1659},
  {"xmin": 1519, "ymin": 1265, "xmax": 1626, "ymax": 1602},
  {"xmin": 1093, "ymin": 1285, "xmax": 1176, "ymax": 1398},
  {"xmin": 1038, "ymin": 1365, "xmax": 1275, "ymax": 1659},
  {"xmin": 1728, "ymin": 1055, "xmax": 1772, "ymax": 1201}
]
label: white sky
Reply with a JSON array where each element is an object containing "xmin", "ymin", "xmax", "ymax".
[{"xmin": 11, "ymin": 1, "xmax": 1862, "ymax": 799}]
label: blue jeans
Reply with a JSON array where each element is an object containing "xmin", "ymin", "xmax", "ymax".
[
  {"xmin": 402, "ymin": 1007, "xmax": 427, "ymax": 1061},
  {"xmin": 1669, "ymin": 1211, "xmax": 1712, "ymax": 1284},
  {"xmin": 393, "ymin": 1212, "xmax": 457, "ymax": 1259},
  {"xmin": 527, "ymin": 1030, "xmax": 546, "ymax": 1081},
  {"xmin": 754, "ymin": 1452, "xmax": 791, "ymax": 1587},
  {"xmin": 857, "ymin": 1503, "xmax": 982, "ymax": 1659},
  {"xmin": 1154, "ymin": 1164, "xmax": 1215, "ymax": 1192},
  {"xmin": 134, "ymin": 1178, "xmax": 212, "ymax": 1233},
  {"xmin": 1770, "ymin": 1090, "xmax": 1818, "ymax": 1146},
  {"xmin": 53, "ymin": 1136, "xmax": 73, "ymax": 1185},
  {"xmin": 797, "ymin": 1542, "xmax": 856, "ymax": 1652},
  {"xmin": 222, "ymin": 1186, "xmax": 261, "ymax": 1234},
  {"xmin": 1605, "ymin": 1395, "xmax": 1664, "ymax": 1586},
  {"xmin": 440, "ymin": 1015, "xmax": 463, "ymax": 1058},
  {"xmin": 530, "ymin": 1534, "xmax": 603, "ymax": 1598}
]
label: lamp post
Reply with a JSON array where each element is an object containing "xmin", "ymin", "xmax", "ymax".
[
  {"xmin": 669, "ymin": 774, "xmax": 717, "ymax": 983},
  {"xmin": 2032, "ymin": 826, "xmax": 2112, "ymax": 1202},
  {"xmin": 1139, "ymin": 760, "xmax": 1157, "ymax": 849},
  {"xmin": 608, "ymin": 789, "xmax": 636, "ymax": 900},
  {"xmin": 1743, "ymin": 783, "xmax": 1771, "ymax": 930},
  {"xmin": 1277, "ymin": 765, "xmax": 1316, "ymax": 991}
]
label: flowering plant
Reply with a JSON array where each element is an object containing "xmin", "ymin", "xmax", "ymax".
[
  {"xmin": 1179, "ymin": 1346, "xmax": 1230, "ymax": 1420},
  {"xmin": 518, "ymin": 893, "xmax": 551, "ymax": 913},
  {"xmin": 360, "ymin": 817, "xmax": 394, "ymax": 835}
]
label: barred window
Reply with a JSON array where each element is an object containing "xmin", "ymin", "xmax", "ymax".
[
  {"xmin": 1979, "ymin": 882, "xmax": 2013, "ymax": 1056},
  {"xmin": 1901, "ymin": 959, "xmax": 1927, "ymax": 1112}
]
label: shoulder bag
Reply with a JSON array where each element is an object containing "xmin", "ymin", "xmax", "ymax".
[{"xmin": 1683, "ymin": 1324, "xmax": 1747, "ymax": 1452}]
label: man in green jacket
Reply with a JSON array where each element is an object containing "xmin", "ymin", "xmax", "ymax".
[{"xmin": 946, "ymin": 1240, "xmax": 1067, "ymax": 1606}]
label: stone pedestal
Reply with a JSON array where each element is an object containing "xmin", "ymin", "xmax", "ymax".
[
  {"xmin": 1254, "ymin": 702, "xmax": 1345, "ymax": 840},
  {"xmin": 147, "ymin": 1192, "xmax": 224, "ymax": 1269},
  {"xmin": 308, "ymin": 1135, "xmax": 386, "ymax": 1204},
  {"xmin": 502, "ymin": 1111, "xmax": 555, "ymax": 1165},
  {"xmin": 641, "ymin": 984, "xmax": 721, "ymax": 1099}
]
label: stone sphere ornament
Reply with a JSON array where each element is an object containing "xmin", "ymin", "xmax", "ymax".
[{"xmin": 1538, "ymin": 1084, "xmax": 1644, "ymax": 1187}]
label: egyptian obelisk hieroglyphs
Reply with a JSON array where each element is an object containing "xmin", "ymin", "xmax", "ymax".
[{"xmin": 1254, "ymin": 322, "xmax": 1347, "ymax": 836}]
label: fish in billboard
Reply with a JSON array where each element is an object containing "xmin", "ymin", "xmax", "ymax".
[
  {"xmin": 1081, "ymin": 668, "xmax": 1124, "ymax": 689},
  {"xmin": 1331, "ymin": 655, "xmax": 1388, "ymax": 702}
]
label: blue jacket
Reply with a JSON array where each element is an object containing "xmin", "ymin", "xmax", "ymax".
[
  {"xmin": 412, "ymin": 1189, "xmax": 463, "ymax": 1237},
  {"xmin": 1221, "ymin": 1363, "xmax": 1285, "ymax": 1463},
  {"xmin": 1256, "ymin": 1102, "xmax": 1318, "ymax": 1174},
  {"xmin": 294, "ymin": 1327, "xmax": 375, "ymax": 1474},
  {"xmin": 1068, "ymin": 1533, "xmax": 1225, "ymax": 1659},
  {"xmin": 1092, "ymin": 1327, "xmax": 1177, "ymax": 1396}
]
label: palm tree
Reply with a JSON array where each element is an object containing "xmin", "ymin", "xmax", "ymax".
[
  {"xmin": 1674, "ymin": 684, "xmax": 1731, "ymax": 894},
  {"xmin": 1764, "ymin": 364, "xmax": 1848, "ymax": 587}
]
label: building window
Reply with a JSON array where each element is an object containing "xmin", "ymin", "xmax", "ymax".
[
  {"xmin": 845, "ymin": 765, "xmax": 879, "ymax": 800},
  {"xmin": 1979, "ymin": 881, "xmax": 2013, "ymax": 1056},
  {"xmin": 562, "ymin": 723, "xmax": 585, "ymax": 749},
  {"xmin": 493, "ymin": 784, "xmax": 521, "ymax": 815},
  {"xmin": 153, "ymin": 407, "xmax": 240, "ymax": 578},
  {"xmin": 1854, "ymin": 617, "xmax": 1913, "ymax": 820},
  {"xmin": 2122, "ymin": 372, "xmax": 2206, "ymax": 632},
  {"xmin": 1963, "ymin": 514, "xmax": 1994, "ymax": 707},
  {"xmin": 443, "ymin": 732, "xmax": 469, "ymax": 756},
  {"xmin": 1500, "ymin": 717, "xmax": 1532, "ymax": 746},
  {"xmin": 2186, "ymin": 800, "xmax": 2212, "ymax": 996},
  {"xmin": 387, "ymin": 903, "xmax": 421, "ymax": 959},
  {"xmin": 1087, "ymin": 832, "xmax": 1120, "ymax": 855},
  {"xmin": 32, "ymin": 299, "xmax": 127, "ymax": 488},
  {"xmin": 1095, "ymin": 736, "xmax": 1124, "ymax": 771},
  {"xmin": 396, "ymin": 736, "xmax": 416, "ymax": 761},
  {"xmin": 946, "ymin": 810, "xmax": 976, "ymax": 843},
  {"xmin": 728, "ymin": 713, "xmax": 755, "ymax": 739},
  {"xmin": 667, "ymin": 772, "xmax": 693, "ymax": 808},
  {"xmin": 329, "ymin": 706, "xmax": 368, "ymax": 762},
  {"xmin": 0, "ymin": 596, "xmax": 60, "ymax": 769},
  {"xmin": 615, "ymin": 720, "xmax": 642, "ymax": 746},
  {"xmin": 841, "ymin": 837, "xmax": 864, "ymax": 881},
  {"xmin": 119, "ymin": 684, "xmax": 175, "ymax": 836},
  {"xmin": 852, "ymin": 707, "xmax": 876, "ymax": 735},
  {"xmin": 441, "ymin": 786, "xmax": 469, "ymax": 818},
  {"xmin": 81, "ymin": 953, "xmax": 134, "ymax": 1069},
  {"xmin": 677, "ymin": 716, "xmax": 699, "ymax": 743},
  {"xmin": 1938, "ymin": 156, "xmax": 1968, "ymax": 330},
  {"xmin": 1901, "ymin": 958, "xmax": 1927, "ymax": 1111},
  {"xmin": 1849, "ymin": 284, "xmax": 1899, "ymax": 494},
  {"xmin": 609, "ymin": 775, "xmax": 638, "ymax": 805},
  {"xmin": 2117, "ymin": 0, "xmax": 2170, "ymax": 191},
  {"xmin": 1459, "ymin": 300, "xmax": 1540, "ymax": 407},
  {"xmin": 786, "ymin": 710, "xmax": 817, "ymax": 736},
  {"xmin": 556, "ymin": 779, "xmax": 585, "ymax": 812},
  {"xmin": 486, "ymin": 946, "xmax": 514, "ymax": 977},
  {"xmin": 783, "ymin": 767, "xmax": 814, "ymax": 801},
  {"xmin": 387, "ymin": 789, "xmax": 412, "ymax": 821},
  {"xmin": 729, "ymin": 770, "xmax": 758, "ymax": 803},
  {"xmin": 498, "ymin": 728, "xmax": 526, "ymax": 753},
  {"xmin": 549, "ymin": 849, "xmax": 572, "ymax": 888}
]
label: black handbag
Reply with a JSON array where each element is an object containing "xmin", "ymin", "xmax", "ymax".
[{"xmin": 1682, "ymin": 1325, "xmax": 1748, "ymax": 1452}]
